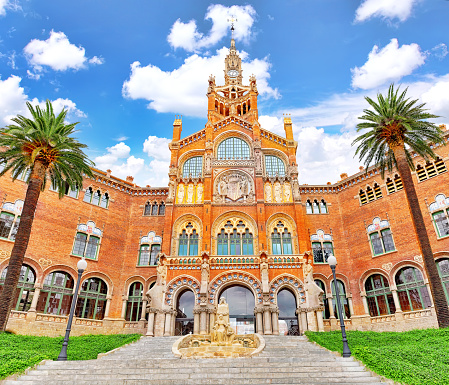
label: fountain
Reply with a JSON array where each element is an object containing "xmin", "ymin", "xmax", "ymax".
[{"xmin": 172, "ymin": 298, "xmax": 265, "ymax": 358}]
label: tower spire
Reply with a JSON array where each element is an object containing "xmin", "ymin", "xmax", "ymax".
[{"xmin": 227, "ymin": 16, "xmax": 237, "ymax": 40}]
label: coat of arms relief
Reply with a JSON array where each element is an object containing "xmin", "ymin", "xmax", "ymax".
[{"xmin": 213, "ymin": 170, "xmax": 255, "ymax": 203}]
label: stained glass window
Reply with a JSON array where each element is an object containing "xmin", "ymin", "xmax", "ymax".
[
  {"xmin": 217, "ymin": 137, "xmax": 250, "ymax": 159},
  {"xmin": 183, "ymin": 157, "xmax": 203, "ymax": 177},
  {"xmin": 265, "ymin": 155, "xmax": 285, "ymax": 176}
]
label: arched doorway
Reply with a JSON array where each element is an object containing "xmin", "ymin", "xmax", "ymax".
[
  {"xmin": 277, "ymin": 288, "xmax": 298, "ymax": 335},
  {"xmin": 219, "ymin": 285, "xmax": 255, "ymax": 334},
  {"xmin": 175, "ymin": 289, "xmax": 195, "ymax": 335}
]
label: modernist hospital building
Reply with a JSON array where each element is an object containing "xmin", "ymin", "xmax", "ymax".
[{"xmin": 1, "ymin": 39, "xmax": 449, "ymax": 337}]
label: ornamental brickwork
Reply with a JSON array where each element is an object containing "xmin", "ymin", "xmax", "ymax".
[{"xmin": 0, "ymin": 39, "xmax": 448, "ymax": 337}]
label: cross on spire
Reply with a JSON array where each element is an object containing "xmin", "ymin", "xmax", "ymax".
[{"xmin": 227, "ymin": 16, "xmax": 237, "ymax": 38}]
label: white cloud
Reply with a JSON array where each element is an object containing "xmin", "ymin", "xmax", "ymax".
[
  {"xmin": 168, "ymin": 4, "xmax": 256, "ymax": 52},
  {"xmin": 351, "ymin": 39, "xmax": 426, "ymax": 90},
  {"xmin": 0, "ymin": 75, "xmax": 85, "ymax": 125},
  {"xmin": 355, "ymin": 0, "xmax": 418, "ymax": 23},
  {"xmin": 143, "ymin": 136, "xmax": 171, "ymax": 161},
  {"xmin": 0, "ymin": 0, "xmax": 20, "ymax": 16},
  {"xmin": 26, "ymin": 70, "xmax": 40, "ymax": 80},
  {"xmin": 432, "ymin": 43, "xmax": 448, "ymax": 59},
  {"xmin": 24, "ymin": 30, "xmax": 103, "ymax": 73},
  {"xmin": 123, "ymin": 47, "xmax": 279, "ymax": 117},
  {"xmin": 421, "ymin": 74, "xmax": 449, "ymax": 119},
  {"xmin": 0, "ymin": 0, "xmax": 8, "ymax": 16},
  {"xmin": 144, "ymin": 159, "xmax": 170, "ymax": 187}
]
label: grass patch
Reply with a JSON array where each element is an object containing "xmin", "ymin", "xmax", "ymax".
[
  {"xmin": 0, "ymin": 332, "xmax": 141, "ymax": 380},
  {"xmin": 306, "ymin": 328, "xmax": 449, "ymax": 385}
]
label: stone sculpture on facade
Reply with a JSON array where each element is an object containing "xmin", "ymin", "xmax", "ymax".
[
  {"xmin": 177, "ymin": 184, "xmax": 185, "ymax": 203},
  {"xmin": 214, "ymin": 171, "xmax": 254, "ymax": 203},
  {"xmin": 196, "ymin": 184, "xmax": 203, "ymax": 203},
  {"xmin": 187, "ymin": 184, "xmax": 194, "ymax": 204},
  {"xmin": 265, "ymin": 183, "xmax": 272, "ymax": 202}
]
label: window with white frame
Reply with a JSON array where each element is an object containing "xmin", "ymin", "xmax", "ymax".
[
  {"xmin": 217, "ymin": 220, "xmax": 253, "ymax": 256},
  {"xmin": 217, "ymin": 137, "xmax": 250, "ymax": 160},
  {"xmin": 83, "ymin": 187, "xmax": 109, "ymax": 208},
  {"xmin": 416, "ymin": 158, "xmax": 446, "ymax": 182},
  {"xmin": 270, "ymin": 221, "xmax": 293, "ymax": 255},
  {"xmin": 0, "ymin": 200, "xmax": 23, "ymax": 241},
  {"xmin": 178, "ymin": 222, "xmax": 199, "ymax": 256},
  {"xmin": 138, "ymin": 231, "xmax": 162, "ymax": 266},
  {"xmin": 264, "ymin": 155, "xmax": 285, "ymax": 177},
  {"xmin": 72, "ymin": 221, "xmax": 102, "ymax": 260},
  {"xmin": 386, "ymin": 174, "xmax": 403, "ymax": 194},
  {"xmin": 182, "ymin": 156, "xmax": 203, "ymax": 178},
  {"xmin": 306, "ymin": 199, "xmax": 327, "ymax": 214},
  {"xmin": 311, "ymin": 230, "xmax": 333, "ymax": 263},
  {"xmin": 50, "ymin": 181, "xmax": 79, "ymax": 198},
  {"xmin": 367, "ymin": 217, "xmax": 395, "ymax": 256},
  {"xmin": 428, "ymin": 194, "xmax": 449, "ymax": 238}
]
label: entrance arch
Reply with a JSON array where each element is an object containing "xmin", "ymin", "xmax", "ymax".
[
  {"xmin": 277, "ymin": 288, "xmax": 298, "ymax": 335},
  {"xmin": 175, "ymin": 289, "xmax": 195, "ymax": 335},
  {"xmin": 219, "ymin": 285, "xmax": 256, "ymax": 334}
]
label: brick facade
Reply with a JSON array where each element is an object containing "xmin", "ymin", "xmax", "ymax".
[{"xmin": 1, "ymin": 39, "xmax": 447, "ymax": 336}]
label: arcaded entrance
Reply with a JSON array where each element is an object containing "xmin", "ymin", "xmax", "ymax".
[
  {"xmin": 277, "ymin": 288, "xmax": 299, "ymax": 335},
  {"xmin": 219, "ymin": 285, "xmax": 255, "ymax": 334},
  {"xmin": 175, "ymin": 289, "xmax": 194, "ymax": 335}
]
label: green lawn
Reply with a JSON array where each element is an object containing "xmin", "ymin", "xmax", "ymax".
[
  {"xmin": 0, "ymin": 333, "xmax": 141, "ymax": 380},
  {"xmin": 306, "ymin": 328, "xmax": 449, "ymax": 385}
]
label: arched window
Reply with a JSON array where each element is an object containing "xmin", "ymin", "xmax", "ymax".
[
  {"xmin": 365, "ymin": 274, "xmax": 396, "ymax": 317},
  {"xmin": 417, "ymin": 158, "xmax": 447, "ymax": 181},
  {"xmin": 0, "ymin": 200, "xmax": 22, "ymax": 241},
  {"xmin": 151, "ymin": 202, "xmax": 158, "ymax": 216},
  {"xmin": 83, "ymin": 187, "xmax": 109, "ymax": 208},
  {"xmin": 0, "ymin": 265, "xmax": 35, "ymax": 311},
  {"xmin": 429, "ymin": 194, "xmax": 449, "ymax": 238},
  {"xmin": 436, "ymin": 259, "xmax": 449, "ymax": 302},
  {"xmin": 75, "ymin": 277, "xmax": 108, "ymax": 320},
  {"xmin": 306, "ymin": 199, "xmax": 327, "ymax": 214},
  {"xmin": 314, "ymin": 280, "xmax": 330, "ymax": 319},
  {"xmin": 271, "ymin": 221, "xmax": 293, "ymax": 255},
  {"xmin": 138, "ymin": 231, "xmax": 162, "ymax": 266},
  {"xmin": 395, "ymin": 267, "xmax": 432, "ymax": 312},
  {"xmin": 50, "ymin": 181, "xmax": 79, "ymax": 198},
  {"xmin": 311, "ymin": 230, "xmax": 333, "ymax": 263},
  {"xmin": 158, "ymin": 202, "xmax": 165, "ymax": 215},
  {"xmin": 144, "ymin": 202, "xmax": 152, "ymax": 216},
  {"xmin": 182, "ymin": 156, "xmax": 203, "ymax": 177},
  {"xmin": 306, "ymin": 200, "xmax": 312, "ymax": 214},
  {"xmin": 216, "ymin": 220, "xmax": 253, "ymax": 256},
  {"xmin": 175, "ymin": 290, "xmax": 195, "ymax": 335},
  {"xmin": 367, "ymin": 218, "xmax": 395, "ymax": 256},
  {"xmin": 72, "ymin": 221, "xmax": 102, "ymax": 260},
  {"xmin": 331, "ymin": 280, "xmax": 350, "ymax": 319},
  {"xmin": 125, "ymin": 282, "xmax": 143, "ymax": 322},
  {"xmin": 386, "ymin": 174, "xmax": 403, "ymax": 194},
  {"xmin": 36, "ymin": 271, "xmax": 74, "ymax": 315},
  {"xmin": 217, "ymin": 137, "xmax": 250, "ymax": 160},
  {"xmin": 264, "ymin": 155, "xmax": 285, "ymax": 177},
  {"xmin": 177, "ymin": 223, "xmax": 199, "ymax": 256},
  {"xmin": 277, "ymin": 288, "xmax": 298, "ymax": 335}
]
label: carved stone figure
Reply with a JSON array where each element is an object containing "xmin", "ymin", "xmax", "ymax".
[
  {"xmin": 207, "ymin": 75, "xmax": 215, "ymax": 94},
  {"xmin": 205, "ymin": 154, "xmax": 212, "ymax": 173},
  {"xmin": 274, "ymin": 182, "xmax": 282, "ymax": 203},
  {"xmin": 260, "ymin": 260, "xmax": 269, "ymax": 293},
  {"xmin": 177, "ymin": 184, "xmax": 185, "ymax": 203},
  {"xmin": 168, "ymin": 179, "xmax": 175, "ymax": 200},
  {"xmin": 187, "ymin": 184, "xmax": 194, "ymax": 203},
  {"xmin": 196, "ymin": 183, "xmax": 203, "ymax": 203},
  {"xmin": 255, "ymin": 150, "xmax": 262, "ymax": 172},
  {"xmin": 230, "ymin": 104, "xmax": 236, "ymax": 115},
  {"xmin": 219, "ymin": 178, "xmax": 228, "ymax": 196},
  {"xmin": 283, "ymin": 183, "xmax": 292, "ymax": 202},
  {"xmin": 217, "ymin": 297, "xmax": 230, "ymax": 324},
  {"xmin": 240, "ymin": 179, "xmax": 249, "ymax": 196},
  {"xmin": 156, "ymin": 257, "xmax": 167, "ymax": 285},
  {"xmin": 292, "ymin": 179, "xmax": 301, "ymax": 201},
  {"xmin": 211, "ymin": 298, "xmax": 236, "ymax": 345},
  {"xmin": 265, "ymin": 183, "xmax": 272, "ymax": 202}
]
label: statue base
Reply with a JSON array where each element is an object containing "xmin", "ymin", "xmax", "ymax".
[{"xmin": 172, "ymin": 333, "xmax": 265, "ymax": 359}]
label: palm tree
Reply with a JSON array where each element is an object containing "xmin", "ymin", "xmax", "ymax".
[
  {"xmin": 0, "ymin": 100, "xmax": 94, "ymax": 331},
  {"xmin": 353, "ymin": 84, "xmax": 449, "ymax": 328}
]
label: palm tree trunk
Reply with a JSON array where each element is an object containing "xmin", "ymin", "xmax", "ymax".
[
  {"xmin": 0, "ymin": 161, "xmax": 46, "ymax": 331},
  {"xmin": 393, "ymin": 146, "xmax": 449, "ymax": 328}
]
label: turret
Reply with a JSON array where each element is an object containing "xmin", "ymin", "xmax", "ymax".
[{"xmin": 172, "ymin": 115, "xmax": 182, "ymax": 142}]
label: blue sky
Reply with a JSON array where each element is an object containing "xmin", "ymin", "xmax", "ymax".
[{"xmin": 0, "ymin": 0, "xmax": 448, "ymax": 186}]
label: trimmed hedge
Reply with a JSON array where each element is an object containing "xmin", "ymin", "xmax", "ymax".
[
  {"xmin": 306, "ymin": 328, "xmax": 449, "ymax": 385},
  {"xmin": 0, "ymin": 333, "xmax": 141, "ymax": 380}
]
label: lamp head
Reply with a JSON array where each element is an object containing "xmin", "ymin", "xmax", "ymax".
[
  {"xmin": 327, "ymin": 254, "xmax": 337, "ymax": 267},
  {"xmin": 77, "ymin": 258, "xmax": 87, "ymax": 272}
]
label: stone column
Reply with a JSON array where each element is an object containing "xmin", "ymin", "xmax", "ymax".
[
  {"xmin": 271, "ymin": 310, "xmax": 279, "ymax": 335},
  {"xmin": 154, "ymin": 311, "xmax": 166, "ymax": 336},
  {"xmin": 425, "ymin": 282, "xmax": 435, "ymax": 307},
  {"xmin": 140, "ymin": 299, "xmax": 147, "ymax": 321},
  {"xmin": 327, "ymin": 294, "xmax": 335, "ymax": 318},
  {"xmin": 104, "ymin": 296, "xmax": 112, "ymax": 318},
  {"xmin": 209, "ymin": 311, "xmax": 215, "ymax": 333},
  {"xmin": 200, "ymin": 311, "xmax": 207, "ymax": 335},
  {"xmin": 347, "ymin": 295, "xmax": 354, "ymax": 317},
  {"xmin": 121, "ymin": 296, "xmax": 128, "ymax": 319},
  {"xmin": 256, "ymin": 311, "xmax": 263, "ymax": 334},
  {"xmin": 146, "ymin": 311, "xmax": 155, "ymax": 336},
  {"xmin": 300, "ymin": 310, "xmax": 308, "ymax": 333},
  {"xmin": 263, "ymin": 308, "xmax": 272, "ymax": 335},
  {"xmin": 164, "ymin": 312, "xmax": 172, "ymax": 336},
  {"xmin": 193, "ymin": 311, "xmax": 200, "ymax": 334},
  {"xmin": 391, "ymin": 289, "xmax": 402, "ymax": 313},
  {"xmin": 28, "ymin": 286, "xmax": 41, "ymax": 312},
  {"xmin": 360, "ymin": 292, "xmax": 370, "ymax": 316},
  {"xmin": 316, "ymin": 308, "xmax": 324, "ymax": 332},
  {"xmin": 307, "ymin": 310, "xmax": 317, "ymax": 331}
]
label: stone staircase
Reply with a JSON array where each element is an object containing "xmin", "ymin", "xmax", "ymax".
[{"xmin": 2, "ymin": 335, "xmax": 389, "ymax": 385}]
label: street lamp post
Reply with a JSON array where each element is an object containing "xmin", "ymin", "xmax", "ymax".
[
  {"xmin": 57, "ymin": 258, "xmax": 87, "ymax": 361},
  {"xmin": 327, "ymin": 254, "xmax": 351, "ymax": 358}
]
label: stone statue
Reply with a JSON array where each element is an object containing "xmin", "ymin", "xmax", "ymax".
[
  {"xmin": 303, "ymin": 257, "xmax": 313, "ymax": 283},
  {"xmin": 274, "ymin": 182, "xmax": 282, "ymax": 203},
  {"xmin": 177, "ymin": 184, "xmax": 185, "ymax": 203},
  {"xmin": 156, "ymin": 257, "xmax": 167, "ymax": 285},
  {"xmin": 292, "ymin": 179, "xmax": 301, "ymax": 201},
  {"xmin": 303, "ymin": 256, "xmax": 323, "ymax": 308},
  {"xmin": 187, "ymin": 184, "xmax": 194, "ymax": 204},
  {"xmin": 168, "ymin": 179, "xmax": 175, "ymax": 200},
  {"xmin": 283, "ymin": 183, "xmax": 292, "ymax": 202},
  {"xmin": 196, "ymin": 183, "xmax": 203, "ymax": 203},
  {"xmin": 211, "ymin": 298, "xmax": 236, "ymax": 345},
  {"xmin": 200, "ymin": 258, "xmax": 210, "ymax": 294},
  {"xmin": 240, "ymin": 179, "xmax": 249, "ymax": 196},
  {"xmin": 205, "ymin": 154, "xmax": 212, "ymax": 173},
  {"xmin": 255, "ymin": 150, "xmax": 262, "ymax": 171},
  {"xmin": 219, "ymin": 178, "xmax": 228, "ymax": 196},
  {"xmin": 265, "ymin": 183, "xmax": 272, "ymax": 202},
  {"xmin": 260, "ymin": 260, "xmax": 269, "ymax": 293},
  {"xmin": 207, "ymin": 75, "xmax": 215, "ymax": 94},
  {"xmin": 217, "ymin": 297, "xmax": 230, "ymax": 324}
]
